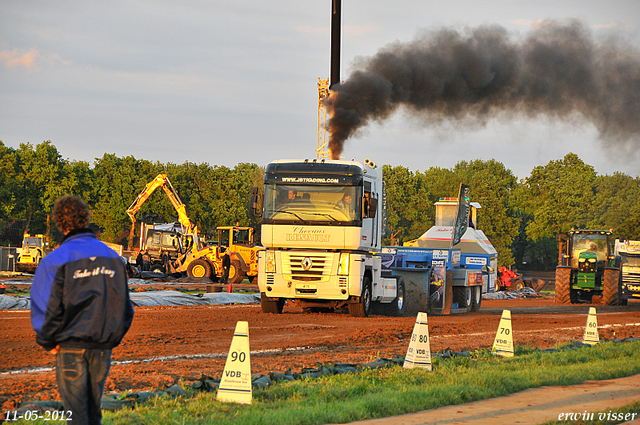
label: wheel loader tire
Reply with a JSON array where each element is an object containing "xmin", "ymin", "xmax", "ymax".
[
  {"xmin": 261, "ymin": 292, "xmax": 284, "ymax": 314},
  {"xmin": 348, "ymin": 276, "xmax": 372, "ymax": 317},
  {"xmin": 555, "ymin": 266, "xmax": 572, "ymax": 304},
  {"xmin": 514, "ymin": 279, "xmax": 525, "ymax": 291},
  {"xmin": 228, "ymin": 258, "xmax": 245, "ymax": 284},
  {"xmin": 187, "ymin": 259, "xmax": 211, "ymax": 278},
  {"xmin": 602, "ymin": 268, "xmax": 621, "ymax": 306},
  {"xmin": 471, "ymin": 285, "xmax": 482, "ymax": 312}
]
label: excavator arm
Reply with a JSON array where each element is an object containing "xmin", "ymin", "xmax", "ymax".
[{"xmin": 126, "ymin": 174, "xmax": 198, "ymax": 250}]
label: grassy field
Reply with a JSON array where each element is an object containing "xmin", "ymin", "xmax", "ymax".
[{"xmin": 11, "ymin": 340, "xmax": 640, "ymax": 425}]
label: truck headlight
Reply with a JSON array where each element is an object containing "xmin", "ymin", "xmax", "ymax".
[
  {"xmin": 338, "ymin": 253, "xmax": 350, "ymax": 276},
  {"xmin": 266, "ymin": 251, "xmax": 276, "ymax": 273}
]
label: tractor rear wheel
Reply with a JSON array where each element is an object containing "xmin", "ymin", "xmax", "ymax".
[
  {"xmin": 602, "ymin": 268, "xmax": 621, "ymax": 306},
  {"xmin": 555, "ymin": 266, "xmax": 572, "ymax": 304}
]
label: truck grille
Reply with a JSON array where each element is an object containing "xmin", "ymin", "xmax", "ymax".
[
  {"xmin": 282, "ymin": 253, "xmax": 333, "ymax": 282},
  {"xmin": 622, "ymin": 268, "xmax": 640, "ymax": 285}
]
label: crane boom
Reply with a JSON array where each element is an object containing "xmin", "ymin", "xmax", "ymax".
[{"xmin": 126, "ymin": 174, "xmax": 198, "ymax": 250}]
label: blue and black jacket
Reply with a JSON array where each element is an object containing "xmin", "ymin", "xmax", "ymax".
[{"xmin": 30, "ymin": 229, "xmax": 134, "ymax": 351}]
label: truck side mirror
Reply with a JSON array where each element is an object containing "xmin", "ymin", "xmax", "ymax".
[{"xmin": 249, "ymin": 187, "xmax": 262, "ymax": 217}]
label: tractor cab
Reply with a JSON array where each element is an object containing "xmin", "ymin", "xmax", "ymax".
[{"xmin": 567, "ymin": 231, "xmax": 611, "ymax": 270}]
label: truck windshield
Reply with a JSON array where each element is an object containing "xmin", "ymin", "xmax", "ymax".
[{"xmin": 263, "ymin": 184, "xmax": 361, "ymax": 224}]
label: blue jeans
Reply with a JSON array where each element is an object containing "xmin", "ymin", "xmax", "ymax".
[{"xmin": 56, "ymin": 347, "xmax": 112, "ymax": 425}]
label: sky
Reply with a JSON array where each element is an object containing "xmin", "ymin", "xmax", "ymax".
[{"xmin": 1, "ymin": 0, "xmax": 639, "ymax": 179}]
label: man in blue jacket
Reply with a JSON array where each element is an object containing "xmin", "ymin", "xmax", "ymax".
[{"xmin": 31, "ymin": 196, "xmax": 134, "ymax": 425}]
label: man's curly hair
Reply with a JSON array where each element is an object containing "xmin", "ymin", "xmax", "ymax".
[{"xmin": 52, "ymin": 196, "xmax": 91, "ymax": 234}]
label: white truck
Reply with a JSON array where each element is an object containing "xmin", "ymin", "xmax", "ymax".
[
  {"xmin": 251, "ymin": 158, "xmax": 488, "ymax": 317},
  {"xmin": 253, "ymin": 158, "xmax": 398, "ymax": 317},
  {"xmin": 615, "ymin": 239, "xmax": 640, "ymax": 302}
]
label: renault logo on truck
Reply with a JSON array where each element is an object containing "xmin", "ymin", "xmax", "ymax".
[{"xmin": 301, "ymin": 257, "xmax": 313, "ymax": 271}]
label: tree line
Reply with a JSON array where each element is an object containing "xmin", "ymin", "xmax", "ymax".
[{"xmin": 2, "ymin": 141, "xmax": 639, "ymax": 270}]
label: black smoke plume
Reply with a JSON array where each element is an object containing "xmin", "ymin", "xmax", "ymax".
[{"xmin": 327, "ymin": 21, "xmax": 640, "ymax": 159}]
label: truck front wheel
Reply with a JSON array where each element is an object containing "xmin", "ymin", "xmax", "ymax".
[
  {"xmin": 349, "ymin": 276, "xmax": 372, "ymax": 317},
  {"xmin": 261, "ymin": 292, "xmax": 284, "ymax": 314}
]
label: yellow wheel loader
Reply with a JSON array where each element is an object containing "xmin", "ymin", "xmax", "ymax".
[{"xmin": 16, "ymin": 233, "xmax": 46, "ymax": 273}]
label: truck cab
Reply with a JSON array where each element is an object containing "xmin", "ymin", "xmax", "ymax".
[
  {"xmin": 138, "ymin": 223, "xmax": 185, "ymax": 272},
  {"xmin": 255, "ymin": 158, "xmax": 393, "ymax": 317},
  {"xmin": 615, "ymin": 239, "xmax": 640, "ymax": 302}
]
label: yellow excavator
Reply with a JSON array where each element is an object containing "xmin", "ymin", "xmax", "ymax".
[{"xmin": 126, "ymin": 174, "xmax": 261, "ymax": 282}]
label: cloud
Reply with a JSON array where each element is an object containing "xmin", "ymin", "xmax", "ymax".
[
  {"xmin": 510, "ymin": 19, "xmax": 556, "ymax": 29},
  {"xmin": 294, "ymin": 25, "xmax": 328, "ymax": 35},
  {"xmin": 344, "ymin": 25, "xmax": 378, "ymax": 36},
  {"xmin": 591, "ymin": 23, "xmax": 624, "ymax": 29},
  {"xmin": 0, "ymin": 48, "xmax": 69, "ymax": 71},
  {"xmin": 512, "ymin": 19, "xmax": 625, "ymax": 31}
]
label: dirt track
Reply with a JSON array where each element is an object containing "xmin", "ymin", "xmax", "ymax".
[{"xmin": 1, "ymin": 294, "xmax": 640, "ymax": 417}]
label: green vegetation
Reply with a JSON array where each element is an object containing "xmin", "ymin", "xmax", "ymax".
[
  {"xmin": 2, "ymin": 141, "xmax": 640, "ymax": 268},
  {"xmin": 12, "ymin": 341, "xmax": 640, "ymax": 425}
]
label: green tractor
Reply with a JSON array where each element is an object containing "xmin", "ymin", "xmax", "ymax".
[{"xmin": 555, "ymin": 229, "xmax": 624, "ymax": 305}]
